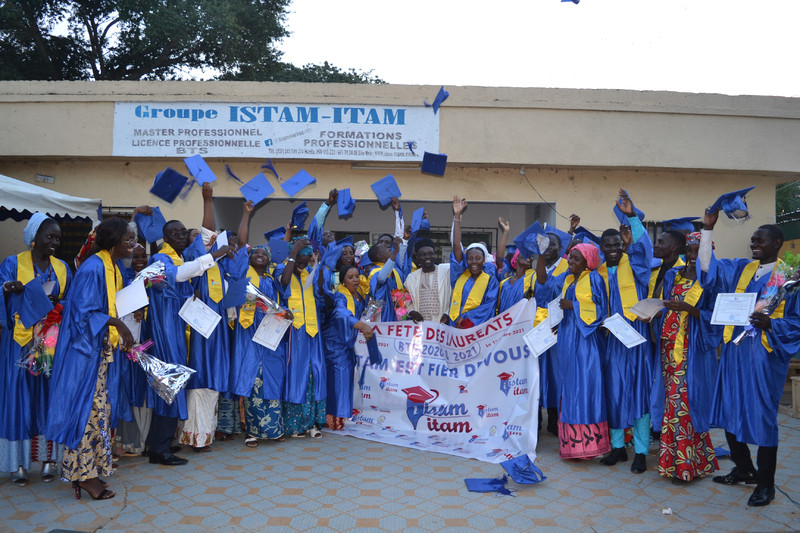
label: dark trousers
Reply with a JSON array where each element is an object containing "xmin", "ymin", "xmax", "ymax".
[
  {"xmin": 146, "ymin": 414, "xmax": 178, "ymax": 455},
  {"xmin": 725, "ymin": 431, "xmax": 778, "ymax": 487}
]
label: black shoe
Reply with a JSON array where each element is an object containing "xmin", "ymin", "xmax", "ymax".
[
  {"xmin": 546, "ymin": 424, "xmax": 558, "ymax": 437},
  {"xmin": 149, "ymin": 453, "xmax": 188, "ymax": 466},
  {"xmin": 747, "ymin": 485, "xmax": 775, "ymax": 507},
  {"xmin": 631, "ymin": 453, "xmax": 647, "ymax": 474},
  {"xmin": 600, "ymin": 447, "xmax": 628, "ymax": 466},
  {"xmin": 712, "ymin": 468, "xmax": 757, "ymax": 486}
]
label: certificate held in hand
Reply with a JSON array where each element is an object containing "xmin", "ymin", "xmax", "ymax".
[
  {"xmin": 710, "ymin": 293, "xmax": 757, "ymax": 326},
  {"xmin": 178, "ymin": 297, "xmax": 222, "ymax": 339}
]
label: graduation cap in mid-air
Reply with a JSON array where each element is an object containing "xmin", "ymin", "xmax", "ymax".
[
  {"xmin": 290, "ymin": 202, "xmax": 309, "ymax": 230},
  {"xmin": 708, "ymin": 186, "xmax": 755, "ymax": 220},
  {"xmin": 411, "ymin": 207, "xmax": 430, "ymax": 235},
  {"xmin": 512, "ymin": 222, "xmax": 545, "ymax": 259},
  {"xmin": 183, "ymin": 154, "xmax": 217, "ymax": 184},
  {"xmin": 239, "ymin": 173, "xmax": 275, "ymax": 205},
  {"xmin": 149, "ymin": 167, "xmax": 189, "ymax": 203},
  {"xmin": 281, "ymin": 169, "xmax": 316, "ymax": 197},
  {"xmin": 424, "ymin": 86, "xmax": 449, "ymax": 114},
  {"xmin": 421, "ymin": 152, "xmax": 447, "ymax": 176},
  {"xmin": 370, "ymin": 174, "xmax": 402, "ymax": 207},
  {"xmin": 337, "ymin": 188, "xmax": 356, "ymax": 217},
  {"xmin": 134, "ymin": 206, "xmax": 167, "ymax": 244}
]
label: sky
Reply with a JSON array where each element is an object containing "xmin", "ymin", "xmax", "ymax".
[{"xmin": 277, "ymin": 0, "xmax": 800, "ymax": 97}]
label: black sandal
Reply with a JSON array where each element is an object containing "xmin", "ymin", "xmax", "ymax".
[{"xmin": 73, "ymin": 481, "xmax": 116, "ymax": 500}]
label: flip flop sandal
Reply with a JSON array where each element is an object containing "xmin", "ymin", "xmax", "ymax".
[
  {"xmin": 41, "ymin": 462, "xmax": 57, "ymax": 483},
  {"xmin": 289, "ymin": 433, "xmax": 306, "ymax": 438},
  {"xmin": 308, "ymin": 428, "xmax": 322, "ymax": 439},
  {"xmin": 192, "ymin": 446, "xmax": 213, "ymax": 453},
  {"xmin": 245, "ymin": 437, "xmax": 258, "ymax": 448},
  {"xmin": 11, "ymin": 467, "xmax": 28, "ymax": 487}
]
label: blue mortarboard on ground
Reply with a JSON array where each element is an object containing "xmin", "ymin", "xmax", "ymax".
[
  {"xmin": 411, "ymin": 207, "xmax": 430, "ymax": 234},
  {"xmin": 239, "ymin": 173, "xmax": 275, "ymax": 205},
  {"xmin": 500, "ymin": 455, "xmax": 547, "ymax": 485},
  {"xmin": 291, "ymin": 202, "xmax": 309, "ymax": 230},
  {"xmin": 261, "ymin": 159, "xmax": 279, "ymax": 180},
  {"xmin": 183, "ymin": 154, "xmax": 217, "ymax": 184},
  {"xmin": 221, "ymin": 276, "xmax": 248, "ymax": 308},
  {"xmin": 613, "ymin": 191, "xmax": 646, "ymax": 226},
  {"xmin": 134, "ymin": 206, "xmax": 167, "ymax": 244},
  {"xmin": 663, "ymin": 217, "xmax": 700, "ymax": 233},
  {"xmin": 337, "ymin": 188, "xmax": 356, "ymax": 218},
  {"xmin": 513, "ymin": 222, "xmax": 545, "ymax": 259},
  {"xmin": 269, "ymin": 237, "xmax": 290, "ymax": 264},
  {"xmin": 371, "ymin": 174, "xmax": 402, "ymax": 207},
  {"xmin": 264, "ymin": 226, "xmax": 286, "ymax": 241},
  {"xmin": 574, "ymin": 226, "xmax": 601, "ymax": 246},
  {"xmin": 150, "ymin": 167, "xmax": 189, "ymax": 203},
  {"xmin": 709, "ymin": 186, "xmax": 755, "ymax": 220},
  {"xmin": 337, "ymin": 236, "xmax": 354, "ymax": 247},
  {"xmin": 464, "ymin": 476, "xmax": 512, "ymax": 495},
  {"xmin": 543, "ymin": 223, "xmax": 572, "ymax": 258},
  {"xmin": 424, "ymin": 86, "xmax": 449, "ymax": 114},
  {"xmin": 421, "ymin": 152, "xmax": 447, "ymax": 176},
  {"xmin": 13, "ymin": 280, "xmax": 54, "ymax": 329},
  {"xmin": 715, "ymin": 447, "xmax": 731, "ymax": 458},
  {"xmin": 281, "ymin": 169, "xmax": 316, "ymax": 197}
]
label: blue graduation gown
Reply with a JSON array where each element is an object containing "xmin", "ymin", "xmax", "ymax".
[
  {"xmin": 449, "ymin": 252, "xmax": 500, "ymax": 326},
  {"xmin": 45, "ymin": 255, "xmax": 114, "ymax": 449},
  {"xmin": 323, "ymin": 292, "xmax": 366, "ymax": 418},
  {"xmin": 497, "ymin": 272, "xmax": 535, "ymax": 314},
  {"xmin": 143, "ymin": 252, "xmax": 193, "ymax": 419},
  {"xmin": 704, "ymin": 257, "xmax": 800, "ymax": 447},
  {"xmin": 538, "ymin": 270, "xmax": 609, "ymax": 425},
  {"xmin": 367, "ymin": 262, "xmax": 404, "ymax": 322},
  {"xmin": 0, "ymin": 254, "xmax": 72, "ymax": 440},
  {"xmin": 649, "ymin": 268, "xmax": 721, "ymax": 434},
  {"xmin": 230, "ymin": 272, "xmax": 288, "ymax": 400},
  {"xmin": 601, "ymin": 236, "xmax": 657, "ymax": 429},
  {"xmin": 274, "ymin": 263, "xmax": 327, "ymax": 404}
]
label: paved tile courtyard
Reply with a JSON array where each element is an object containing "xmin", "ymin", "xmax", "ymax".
[{"xmin": 1, "ymin": 412, "xmax": 799, "ymax": 532}]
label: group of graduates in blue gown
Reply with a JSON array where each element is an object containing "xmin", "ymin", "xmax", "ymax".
[{"xmin": 0, "ymin": 183, "xmax": 797, "ymax": 508}]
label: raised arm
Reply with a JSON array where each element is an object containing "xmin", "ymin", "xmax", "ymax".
[
  {"xmin": 201, "ymin": 183, "xmax": 216, "ymax": 232},
  {"xmin": 452, "ymin": 195, "xmax": 468, "ymax": 263},
  {"xmin": 497, "ymin": 217, "xmax": 510, "ymax": 269},
  {"xmin": 236, "ymin": 201, "xmax": 254, "ymax": 248}
]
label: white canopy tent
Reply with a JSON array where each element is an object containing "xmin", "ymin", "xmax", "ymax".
[{"xmin": 0, "ymin": 173, "xmax": 101, "ymax": 224}]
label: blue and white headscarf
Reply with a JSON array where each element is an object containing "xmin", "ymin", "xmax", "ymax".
[{"xmin": 24, "ymin": 212, "xmax": 49, "ymax": 248}]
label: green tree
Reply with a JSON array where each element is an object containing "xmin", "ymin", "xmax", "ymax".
[
  {"xmin": 0, "ymin": 0, "xmax": 382, "ymax": 83},
  {"xmin": 777, "ymin": 180, "xmax": 800, "ymax": 216}
]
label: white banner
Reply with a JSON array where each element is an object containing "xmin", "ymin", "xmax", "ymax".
[
  {"xmin": 112, "ymin": 102, "xmax": 439, "ymax": 161},
  {"xmin": 340, "ymin": 300, "xmax": 540, "ymax": 464}
]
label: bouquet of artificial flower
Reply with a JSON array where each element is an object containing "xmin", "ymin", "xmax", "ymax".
[
  {"xmin": 126, "ymin": 339, "xmax": 195, "ymax": 405},
  {"xmin": 245, "ymin": 281, "xmax": 288, "ymax": 317},
  {"xmin": 132, "ymin": 261, "xmax": 167, "ymax": 288},
  {"xmin": 734, "ymin": 260, "xmax": 800, "ymax": 344},
  {"xmin": 17, "ymin": 304, "xmax": 62, "ymax": 377},
  {"xmin": 362, "ymin": 298, "xmax": 384, "ymax": 322},
  {"xmin": 391, "ymin": 289, "xmax": 413, "ymax": 320}
]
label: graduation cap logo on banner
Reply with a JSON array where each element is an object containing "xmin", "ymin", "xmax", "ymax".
[
  {"xmin": 290, "ymin": 202, "xmax": 309, "ymax": 230},
  {"xmin": 371, "ymin": 174, "xmax": 402, "ymax": 207},
  {"xmin": 183, "ymin": 154, "xmax": 217, "ymax": 184},
  {"xmin": 709, "ymin": 186, "xmax": 755, "ymax": 220},
  {"xmin": 512, "ymin": 222, "xmax": 545, "ymax": 259},
  {"xmin": 239, "ymin": 173, "xmax": 275, "ymax": 205},
  {"xmin": 281, "ymin": 169, "xmax": 316, "ymax": 197},
  {"xmin": 421, "ymin": 152, "xmax": 447, "ymax": 176},
  {"xmin": 662, "ymin": 217, "xmax": 700, "ymax": 233},
  {"xmin": 543, "ymin": 223, "xmax": 572, "ymax": 258},
  {"xmin": 337, "ymin": 188, "xmax": 356, "ymax": 218},
  {"xmin": 150, "ymin": 167, "xmax": 189, "ymax": 203},
  {"xmin": 424, "ymin": 86, "xmax": 449, "ymax": 114},
  {"xmin": 134, "ymin": 206, "xmax": 167, "ymax": 244}
]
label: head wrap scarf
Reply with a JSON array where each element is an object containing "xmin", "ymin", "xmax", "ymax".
[
  {"xmin": 248, "ymin": 244, "xmax": 271, "ymax": 263},
  {"xmin": 465, "ymin": 243, "xmax": 493, "ymax": 263},
  {"xmin": 291, "ymin": 236, "xmax": 313, "ymax": 256},
  {"xmin": 686, "ymin": 231, "xmax": 713, "ymax": 249},
  {"xmin": 573, "ymin": 243, "xmax": 600, "ymax": 270},
  {"xmin": 24, "ymin": 212, "xmax": 50, "ymax": 248},
  {"xmin": 509, "ymin": 249, "xmax": 521, "ymax": 271}
]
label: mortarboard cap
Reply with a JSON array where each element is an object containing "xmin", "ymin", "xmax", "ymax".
[
  {"xmin": 500, "ymin": 455, "xmax": 547, "ymax": 485},
  {"xmin": 239, "ymin": 173, "xmax": 275, "ymax": 205},
  {"xmin": 512, "ymin": 222, "xmax": 545, "ymax": 259},
  {"xmin": 269, "ymin": 237, "xmax": 290, "ymax": 264},
  {"xmin": 421, "ymin": 152, "xmax": 447, "ymax": 176},
  {"xmin": 574, "ymin": 226, "xmax": 601, "ymax": 246},
  {"xmin": 263, "ymin": 226, "xmax": 286, "ymax": 241},
  {"xmin": 337, "ymin": 236, "xmax": 354, "ymax": 247},
  {"xmin": 464, "ymin": 477, "xmax": 512, "ymax": 495},
  {"xmin": 134, "ymin": 206, "xmax": 167, "ymax": 244},
  {"xmin": 183, "ymin": 154, "xmax": 217, "ymax": 184},
  {"xmin": 662, "ymin": 217, "xmax": 699, "ymax": 233},
  {"xmin": 291, "ymin": 202, "xmax": 309, "ymax": 230},
  {"xmin": 306, "ymin": 217, "xmax": 322, "ymax": 252},
  {"xmin": 281, "ymin": 169, "xmax": 316, "ymax": 197},
  {"xmin": 505, "ymin": 244, "xmax": 518, "ymax": 254},
  {"xmin": 543, "ymin": 223, "xmax": 572, "ymax": 258},
  {"xmin": 561, "ymin": 0, "xmax": 580, "ymax": 4},
  {"xmin": 613, "ymin": 190, "xmax": 646, "ymax": 226},
  {"xmin": 322, "ymin": 241, "xmax": 343, "ymax": 270},
  {"xmin": 411, "ymin": 207, "xmax": 428, "ymax": 234},
  {"xmin": 424, "ymin": 86, "xmax": 449, "ymax": 114},
  {"xmin": 371, "ymin": 174, "xmax": 402, "ymax": 207},
  {"xmin": 708, "ymin": 186, "xmax": 755, "ymax": 220},
  {"xmin": 149, "ymin": 167, "xmax": 189, "ymax": 203},
  {"xmin": 13, "ymin": 279, "xmax": 54, "ymax": 329},
  {"xmin": 220, "ymin": 276, "xmax": 248, "ymax": 308},
  {"xmin": 337, "ymin": 188, "xmax": 356, "ymax": 218}
]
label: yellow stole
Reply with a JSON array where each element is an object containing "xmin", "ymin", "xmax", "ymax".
[
  {"xmin": 722, "ymin": 261, "xmax": 785, "ymax": 352},
  {"xmin": 648, "ymin": 257, "xmax": 685, "ymax": 298},
  {"xmin": 534, "ymin": 260, "xmax": 569, "ymax": 327},
  {"xmin": 206, "ymin": 264, "xmax": 223, "ymax": 303},
  {"xmin": 289, "ymin": 270, "xmax": 318, "ymax": 337},
  {"xmin": 97, "ymin": 249, "xmax": 123, "ymax": 348},
  {"xmin": 561, "ymin": 270, "xmax": 597, "ymax": 325},
  {"xmin": 159, "ymin": 243, "xmax": 184, "ymax": 266},
  {"xmin": 336, "ymin": 283, "xmax": 357, "ymax": 315},
  {"xmin": 670, "ymin": 273, "xmax": 704, "ymax": 365},
  {"xmin": 13, "ymin": 251, "xmax": 68, "ymax": 346},
  {"xmin": 239, "ymin": 266, "xmax": 266, "ymax": 329},
  {"xmin": 598, "ymin": 254, "xmax": 639, "ymax": 321},
  {"xmin": 449, "ymin": 270, "xmax": 491, "ymax": 321},
  {"xmin": 368, "ymin": 263, "xmax": 404, "ymax": 291}
]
